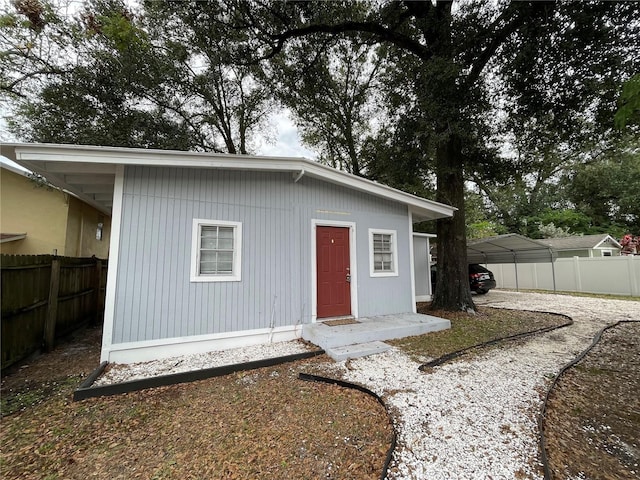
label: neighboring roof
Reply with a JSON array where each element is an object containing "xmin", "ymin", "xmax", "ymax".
[
  {"xmin": 466, "ymin": 234, "xmax": 553, "ymax": 264},
  {"xmin": 1, "ymin": 143, "xmax": 456, "ymax": 221},
  {"xmin": 0, "ymin": 233, "xmax": 27, "ymax": 243},
  {"xmin": 542, "ymin": 234, "xmax": 622, "ymax": 251}
]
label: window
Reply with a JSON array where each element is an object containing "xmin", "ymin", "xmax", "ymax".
[
  {"xmin": 369, "ymin": 229, "xmax": 398, "ymax": 277},
  {"xmin": 601, "ymin": 250, "xmax": 612, "ymax": 257},
  {"xmin": 191, "ymin": 219, "xmax": 242, "ymax": 282}
]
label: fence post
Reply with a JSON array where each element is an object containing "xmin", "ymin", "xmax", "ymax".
[
  {"xmin": 93, "ymin": 259, "xmax": 103, "ymax": 325},
  {"xmin": 44, "ymin": 258, "xmax": 61, "ymax": 352},
  {"xmin": 628, "ymin": 255, "xmax": 638, "ymax": 297}
]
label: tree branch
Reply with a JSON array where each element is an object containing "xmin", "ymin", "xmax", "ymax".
[
  {"xmin": 464, "ymin": 2, "xmax": 527, "ymax": 88},
  {"xmin": 264, "ymin": 21, "xmax": 430, "ymax": 61}
]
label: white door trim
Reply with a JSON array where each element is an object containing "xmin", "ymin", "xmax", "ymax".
[{"xmin": 311, "ymin": 219, "xmax": 358, "ymax": 323}]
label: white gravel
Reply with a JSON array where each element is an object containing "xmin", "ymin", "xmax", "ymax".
[
  {"xmin": 93, "ymin": 291, "xmax": 640, "ymax": 479},
  {"xmin": 94, "ymin": 340, "xmax": 315, "ymax": 386},
  {"xmin": 333, "ymin": 291, "xmax": 640, "ymax": 479}
]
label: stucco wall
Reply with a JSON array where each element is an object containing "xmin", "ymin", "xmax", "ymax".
[
  {"xmin": 65, "ymin": 196, "xmax": 111, "ymax": 258},
  {"xmin": 0, "ymin": 167, "xmax": 69, "ymax": 255},
  {"xmin": 1, "ymin": 166, "xmax": 111, "ymax": 257}
]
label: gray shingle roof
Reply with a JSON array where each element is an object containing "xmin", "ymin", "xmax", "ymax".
[{"xmin": 540, "ymin": 234, "xmax": 620, "ymax": 250}]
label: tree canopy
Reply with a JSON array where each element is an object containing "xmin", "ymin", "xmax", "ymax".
[{"xmin": 2, "ymin": 0, "xmax": 639, "ymax": 311}]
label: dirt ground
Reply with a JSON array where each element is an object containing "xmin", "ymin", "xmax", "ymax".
[
  {"xmin": 544, "ymin": 321, "xmax": 640, "ymax": 480},
  {"xmin": 1, "ymin": 327, "xmax": 391, "ymax": 480},
  {"xmin": 2, "ymin": 310, "xmax": 638, "ymax": 479}
]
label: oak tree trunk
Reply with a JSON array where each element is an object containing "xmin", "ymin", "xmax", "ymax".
[{"xmin": 432, "ymin": 134, "xmax": 476, "ymax": 312}]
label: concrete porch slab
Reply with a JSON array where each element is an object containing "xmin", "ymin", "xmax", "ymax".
[{"xmin": 302, "ymin": 312, "xmax": 451, "ymax": 352}]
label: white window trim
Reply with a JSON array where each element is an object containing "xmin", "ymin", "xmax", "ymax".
[
  {"xmin": 369, "ymin": 228, "xmax": 399, "ymax": 277},
  {"xmin": 190, "ymin": 218, "xmax": 242, "ymax": 282}
]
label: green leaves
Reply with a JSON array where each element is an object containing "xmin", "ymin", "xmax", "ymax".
[{"xmin": 615, "ymin": 74, "xmax": 640, "ymax": 129}]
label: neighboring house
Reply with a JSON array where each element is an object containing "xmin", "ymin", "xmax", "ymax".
[
  {"xmin": 0, "ymin": 162, "xmax": 111, "ymax": 257},
  {"xmin": 542, "ymin": 234, "xmax": 622, "ymax": 258},
  {"xmin": 1, "ymin": 144, "xmax": 456, "ymax": 364}
]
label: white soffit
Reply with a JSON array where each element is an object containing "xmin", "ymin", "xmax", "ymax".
[{"xmin": 1, "ymin": 143, "xmax": 456, "ymax": 220}]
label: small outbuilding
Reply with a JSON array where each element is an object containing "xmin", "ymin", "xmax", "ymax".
[
  {"xmin": 2, "ymin": 143, "xmax": 455, "ymax": 363},
  {"xmin": 543, "ymin": 234, "xmax": 622, "ymax": 258}
]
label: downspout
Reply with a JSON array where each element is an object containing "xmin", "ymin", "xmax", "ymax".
[
  {"xmin": 293, "ymin": 169, "xmax": 305, "ymax": 183},
  {"xmin": 426, "ymin": 236, "xmax": 432, "ymax": 297}
]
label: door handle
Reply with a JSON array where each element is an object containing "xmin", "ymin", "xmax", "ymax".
[{"xmin": 346, "ymin": 274, "xmax": 351, "ymax": 283}]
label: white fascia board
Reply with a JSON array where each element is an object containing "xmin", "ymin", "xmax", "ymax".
[
  {"xmin": 6, "ymin": 143, "xmax": 456, "ymax": 220},
  {"xmin": 8, "ymin": 143, "xmax": 304, "ymax": 170},
  {"xmin": 594, "ymin": 235, "xmax": 622, "ymax": 249}
]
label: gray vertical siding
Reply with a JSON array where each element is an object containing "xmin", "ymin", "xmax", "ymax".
[
  {"xmin": 112, "ymin": 166, "xmax": 416, "ymax": 344},
  {"xmin": 413, "ymin": 236, "xmax": 431, "ymax": 298}
]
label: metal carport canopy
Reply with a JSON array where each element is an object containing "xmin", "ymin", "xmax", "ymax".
[
  {"xmin": 467, "ymin": 234, "xmax": 556, "ymax": 292},
  {"xmin": 467, "ymin": 234, "xmax": 553, "ymax": 264}
]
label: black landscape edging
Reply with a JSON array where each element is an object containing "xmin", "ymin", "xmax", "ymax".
[
  {"xmin": 419, "ymin": 310, "xmax": 573, "ymax": 370},
  {"xmin": 73, "ymin": 350, "xmax": 324, "ymax": 401},
  {"xmin": 78, "ymin": 361, "xmax": 108, "ymax": 389},
  {"xmin": 298, "ymin": 372, "xmax": 397, "ymax": 480},
  {"xmin": 537, "ymin": 320, "xmax": 640, "ymax": 480}
]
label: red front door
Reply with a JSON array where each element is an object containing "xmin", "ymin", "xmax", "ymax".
[{"xmin": 316, "ymin": 226, "xmax": 351, "ymax": 318}]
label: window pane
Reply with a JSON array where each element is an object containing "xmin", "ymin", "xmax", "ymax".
[
  {"xmin": 373, "ymin": 234, "xmax": 391, "ymax": 253},
  {"xmin": 218, "ymin": 227, "xmax": 234, "ymax": 239},
  {"xmin": 374, "ymin": 253, "xmax": 393, "ymax": 271},
  {"xmin": 217, "ymin": 261, "xmax": 233, "ymax": 273},
  {"xmin": 372, "ymin": 232, "xmax": 394, "ymax": 273},
  {"xmin": 218, "ymin": 238, "xmax": 234, "ymax": 249},
  {"xmin": 201, "ymin": 226, "xmax": 219, "ymax": 237},
  {"xmin": 200, "ymin": 251, "xmax": 218, "ymax": 274},
  {"xmin": 201, "ymin": 237, "xmax": 218, "ymax": 249},
  {"xmin": 217, "ymin": 251, "xmax": 233, "ymax": 263},
  {"xmin": 198, "ymin": 224, "xmax": 237, "ymax": 276}
]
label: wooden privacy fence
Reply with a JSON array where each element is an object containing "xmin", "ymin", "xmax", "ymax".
[{"xmin": 1, "ymin": 254, "xmax": 107, "ymax": 370}]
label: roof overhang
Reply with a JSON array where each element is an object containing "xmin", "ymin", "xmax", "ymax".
[{"xmin": 1, "ymin": 143, "xmax": 456, "ymax": 220}]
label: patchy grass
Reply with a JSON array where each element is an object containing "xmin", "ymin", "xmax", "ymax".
[
  {"xmin": 1, "ymin": 376, "xmax": 82, "ymax": 416},
  {"xmin": 1, "ymin": 330, "xmax": 390, "ymax": 480},
  {"xmin": 1, "ymin": 359, "xmax": 391, "ymax": 480},
  {"xmin": 544, "ymin": 322, "xmax": 640, "ymax": 479},
  {"xmin": 389, "ymin": 304, "xmax": 567, "ymax": 362},
  {"xmin": 2, "ymin": 305, "xmax": 635, "ymax": 479}
]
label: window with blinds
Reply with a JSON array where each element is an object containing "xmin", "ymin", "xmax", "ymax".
[
  {"xmin": 191, "ymin": 219, "xmax": 242, "ymax": 282},
  {"xmin": 369, "ymin": 229, "xmax": 398, "ymax": 277},
  {"xmin": 373, "ymin": 233, "xmax": 393, "ymax": 271}
]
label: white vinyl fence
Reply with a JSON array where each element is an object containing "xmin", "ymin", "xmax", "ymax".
[{"xmin": 487, "ymin": 255, "xmax": 639, "ymax": 297}]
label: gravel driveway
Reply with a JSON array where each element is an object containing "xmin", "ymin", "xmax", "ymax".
[{"xmin": 326, "ymin": 291, "xmax": 640, "ymax": 480}]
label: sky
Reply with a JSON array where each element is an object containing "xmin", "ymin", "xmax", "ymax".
[{"xmin": 0, "ymin": 108, "xmax": 318, "ymax": 171}]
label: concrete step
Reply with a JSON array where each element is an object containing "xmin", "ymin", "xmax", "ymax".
[
  {"xmin": 325, "ymin": 341, "xmax": 391, "ymax": 361},
  {"xmin": 302, "ymin": 312, "xmax": 451, "ymax": 350}
]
